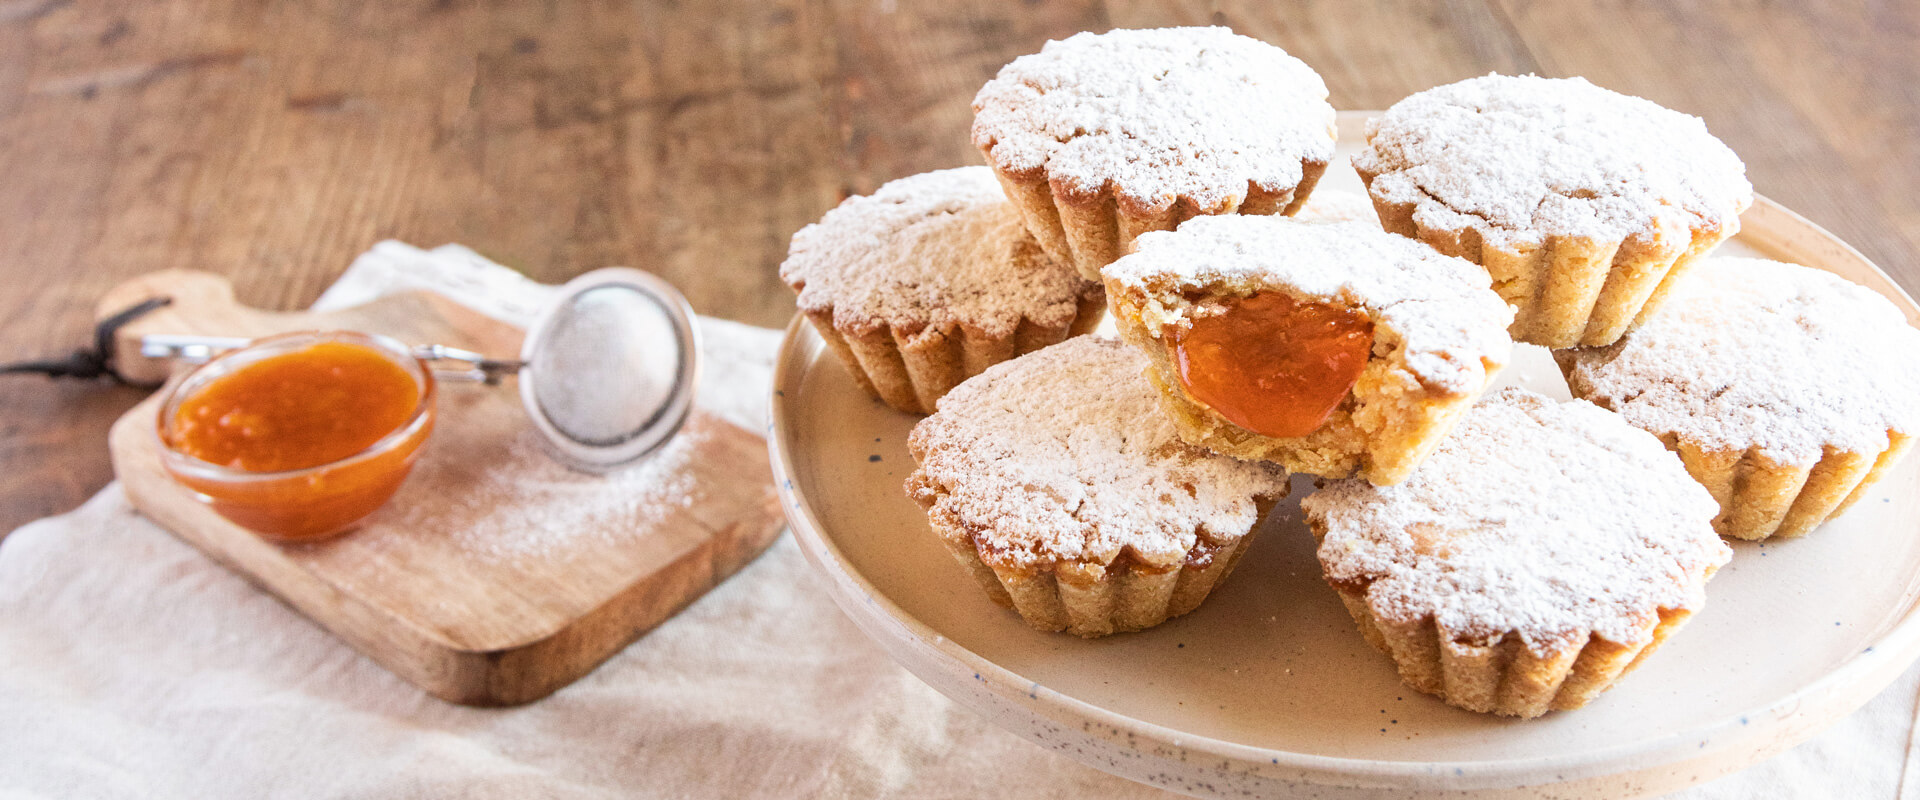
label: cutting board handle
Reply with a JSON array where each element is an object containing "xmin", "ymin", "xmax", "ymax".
[{"xmin": 95, "ymin": 270, "xmax": 285, "ymax": 385}]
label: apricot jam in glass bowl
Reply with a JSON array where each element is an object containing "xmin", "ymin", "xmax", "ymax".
[{"xmin": 156, "ymin": 330, "xmax": 436, "ymax": 542}]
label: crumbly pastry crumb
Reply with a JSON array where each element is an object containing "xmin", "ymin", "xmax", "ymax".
[
  {"xmin": 1102, "ymin": 215, "xmax": 1513, "ymax": 484},
  {"xmin": 1305, "ymin": 388, "xmax": 1730, "ymax": 717},
  {"xmin": 1559, "ymin": 257, "xmax": 1920, "ymax": 539},
  {"xmin": 905, "ymin": 336, "xmax": 1288, "ymax": 637},
  {"xmin": 971, "ymin": 27, "xmax": 1337, "ymax": 278},
  {"xmin": 1355, "ymin": 74, "xmax": 1753, "ymax": 348},
  {"xmin": 781, "ymin": 167, "xmax": 1104, "ymax": 414}
]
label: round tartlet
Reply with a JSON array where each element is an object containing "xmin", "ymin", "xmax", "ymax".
[
  {"xmin": 971, "ymin": 26, "xmax": 1338, "ymax": 281},
  {"xmin": 1354, "ymin": 74, "xmax": 1753, "ymax": 348},
  {"xmin": 780, "ymin": 167, "xmax": 1105, "ymax": 414},
  {"xmin": 1558, "ymin": 257, "xmax": 1920, "ymax": 540},
  {"xmin": 905, "ymin": 336, "xmax": 1289, "ymax": 638},
  {"xmin": 1304, "ymin": 387, "xmax": 1731, "ymax": 718},
  {"xmin": 1102, "ymin": 215, "xmax": 1514, "ymax": 485}
]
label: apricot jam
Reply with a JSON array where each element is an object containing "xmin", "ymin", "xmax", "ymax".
[
  {"xmin": 1170, "ymin": 292, "xmax": 1372, "ymax": 438},
  {"xmin": 158, "ymin": 332, "xmax": 435, "ymax": 542}
]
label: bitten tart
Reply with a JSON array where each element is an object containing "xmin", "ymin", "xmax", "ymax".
[
  {"xmin": 1558, "ymin": 258, "xmax": 1920, "ymax": 540},
  {"xmin": 1354, "ymin": 74, "xmax": 1752, "ymax": 348},
  {"xmin": 1102, "ymin": 215, "xmax": 1513, "ymax": 485},
  {"xmin": 971, "ymin": 26, "xmax": 1337, "ymax": 281},
  {"xmin": 905, "ymin": 336, "xmax": 1288, "ymax": 638},
  {"xmin": 1304, "ymin": 388, "xmax": 1731, "ymax": 718},
  {"xmin": 781, "ymin": 167, "xmax": 1105, "ymax": 414}
]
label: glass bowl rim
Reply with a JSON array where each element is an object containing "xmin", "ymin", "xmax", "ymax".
[{"xmin": 154, "ymin": 329, "xmax": 438, "ymax": 485}]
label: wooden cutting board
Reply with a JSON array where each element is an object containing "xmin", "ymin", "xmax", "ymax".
[{"xmin": 103, "ymin": 269, "xmax": 785, "ymax": 706}]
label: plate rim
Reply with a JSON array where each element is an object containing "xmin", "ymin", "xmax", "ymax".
[{"xmin": 767, "ymin": 112, "xmax": 1920, "ymax": 792}]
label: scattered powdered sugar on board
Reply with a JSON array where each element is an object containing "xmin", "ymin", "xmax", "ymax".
[
  {"xmin": 906, "ymin": 336, "xmax": 1288, "ymax": 571},
  {"xmin": 380, "ymin": 422, "xmax": 710, "ymax": 563},
  {"xmin": 302, "ymin": 241, "xmax": 784, "ymax": 571},
  {"xmin": 1103, "ymin": 215, "xmax": 1513, "ymax": 396},
  {"xmin": 1355, "ymin": 74, "xmax": 1751, "ymax": 247},
  {"xmin": 1561, "ymin": 257, "xmax": 1920, "ymax": 465},
  {"xmin": 1305, "ymin": 387, "xmax": 1729, "ymax": 652},
  {"xmin": 343, "ymin": 314, "xmax": 778, "ymax": 567},
  {"xmin": 780, "ymin": 166, "xmax": 1098, "ymax": 341},
  {"xmin": 971, "ymin": 27, "xmax": 1336, "ymax": 214}
]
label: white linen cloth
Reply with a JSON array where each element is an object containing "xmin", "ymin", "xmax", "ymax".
[{"xmin": 1, "ymin": 243, "xmax": 1916, "ymax": 799}]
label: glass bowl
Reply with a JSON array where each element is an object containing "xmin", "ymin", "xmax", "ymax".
[{"xmin": 155, "ymin": 330, "xmax": 436, "ymax": 542}]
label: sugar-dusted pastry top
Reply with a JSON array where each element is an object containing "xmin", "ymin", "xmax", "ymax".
[
  {"xmin": 906, "ymin": 336, "xmax": 1288, "ymax": 571},
  {"xmin": 1306, "ymin": 388, "xmax": 1729, "ymax": 651},
  {"xmin": 1101, "ymin": 216, "xmax": 1513, "ymax": 397},
  {"xmin": 1561, "ymin": 257, "xmax": 1920, "ymax": 465},
  {"xmin": 780, "ymin": 167, "xmax": 1100, "ymax": 340},
  {"xmin": 1292, "ymin": 188, "xmax": 1378, "ymax": 225},
  {"xmin": 1355, "ymin": 74, "xmax": 1751, "ymax": 247},
  {"xmin": 971, "ymin": 27, "xmax": 1336, "ymax": 214}
]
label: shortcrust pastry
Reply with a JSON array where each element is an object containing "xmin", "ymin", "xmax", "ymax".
[
  {"xmin": 1305, "ymin": 388, "xmax": 1730, "ymax": 718},
  {"xmin": 971, "ymin": 26, "xmax": 1338, "ymax": 281},
  {"xmin": 1102, "ymin": 215, "xmax": 1513, "ymax": 485},
  {"xmin": 1354, "ymin": 74, "xmax": 1752, "ymax": 348},
  {"xmin": 781, "ymin": 167, "xmax": 1105, "ymax": 414},
  {"xmin": 904, "ymin": 336, "xmax": 1288, "ymax": 638},
  {"xmin": 1558, "ymin": 258, "xmax": 1920, "ymax": 540}
]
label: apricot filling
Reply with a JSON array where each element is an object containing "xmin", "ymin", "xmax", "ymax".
[
  {"xmin": 158, "ymin": 333, "xmax": 436, "ymax": 542},
  {"xmin": 169, "ymin": 341, "xmax": 422, "ymax": 472},
  {"xmin": 1170, "ymin": 291, "xmax": 1373, "ymax": 438}
]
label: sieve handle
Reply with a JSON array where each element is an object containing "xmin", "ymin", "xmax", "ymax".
[{"xmin": 138, "ymin": 335, "xmax": 525, "ymax": 384}]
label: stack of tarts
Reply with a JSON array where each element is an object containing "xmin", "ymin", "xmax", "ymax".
[{"xmin": 780, "ymin": 27, "xmax": 1920, "ymax": 719}]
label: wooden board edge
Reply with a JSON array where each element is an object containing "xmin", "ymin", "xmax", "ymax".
[
  {"xmin": 112, "ymin": 393, "xmax": 788, "ymax": 706},
  {"xmin": 478, "ymin": 498, "xmax": 787, "ymax": 705}
]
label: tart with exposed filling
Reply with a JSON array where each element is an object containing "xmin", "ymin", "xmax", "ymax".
[{"xmin": 1102, "ymin": 215, "xmax": 1513, "ymax": 485}]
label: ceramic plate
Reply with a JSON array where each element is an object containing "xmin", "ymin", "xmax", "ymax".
[{"xmin": 769, "ymin": 111, "xmax": 1920, "ymax": 798}]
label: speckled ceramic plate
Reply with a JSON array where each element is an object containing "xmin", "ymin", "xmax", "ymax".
[{"xmin": 768, "ymin": 111, "xmax": 1920, "ymax": 798}]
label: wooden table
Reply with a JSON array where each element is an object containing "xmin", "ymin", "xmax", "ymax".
[{"xmin": 1, "ymin": 1, "xmax": 1914, "ymax": 538}]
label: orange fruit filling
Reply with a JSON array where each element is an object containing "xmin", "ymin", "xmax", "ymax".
[
  {"xmin": 162, "ymin": 337, "xmax": 435, "ymax": 542},
  {"xmin": 170, "ymin": 341, "xmax": 423, "ymax": 472},
  {"xmin": 1170, "ymin": 291, "xmax": 1373, "ymax": 439}
]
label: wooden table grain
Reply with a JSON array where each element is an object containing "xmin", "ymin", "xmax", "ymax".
[{"xmin": 1, "ymin": 1, "xmax": 1914, "ymax": 538}]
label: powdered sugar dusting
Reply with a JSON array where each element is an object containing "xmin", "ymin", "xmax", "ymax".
[
  {"xmin": 1306, "ymin": 388, "xmax": 1729, "ymax": 651},
  {"xmin": 1102, "ymin": 216, "xmax": 1513, "ymax": 396},
  {"xmin": 339, "ymin": 316, "xmax": 781, "ymax": 569},
  {"xmin": 971, "ymin": 27, "xmax": 1336, "ymax": 214},
  {"xmin": 1355, "ymin": 74, "xmax": 1751, "ymax": 247},
  {"xmin": 380, "ymin": 420, "xmax": 711, "ymax": 563},
  {"xmin": 1562, "ymin": 258, "xmax": 1920, "ymax": 465},
  {"xmin": 1293, "ymin": 189, "xmax": 1378, "ymax": 225},
  {"xmin": 906, "ymin": 336, "xmax": 1288, "ymax": 571},
  {"xmin": 781, "ymin": 167, "xmax": 1099, "ymax": 341}
]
